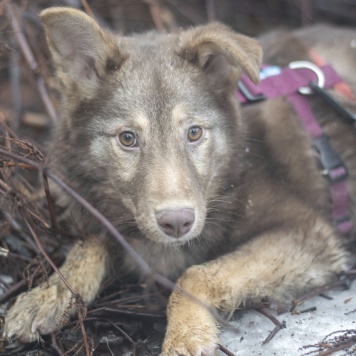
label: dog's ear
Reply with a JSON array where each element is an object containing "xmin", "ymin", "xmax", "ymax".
[
  {"xmin": 178, "ymin": 23, "xmax": 262, "ymax": 92},
  {"xmin": 40, "ymin": 7, "xmax": 124, "ymax": 98}
]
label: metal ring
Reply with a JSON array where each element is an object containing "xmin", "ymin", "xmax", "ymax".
[{"xmin": 288, "ymin": 60, "xmax": 325, "ymax": 95}]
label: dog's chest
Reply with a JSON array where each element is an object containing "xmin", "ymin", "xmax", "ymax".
[{"xmin": 121, "ymin": 238, "xmax": 211, "ymax": 280}]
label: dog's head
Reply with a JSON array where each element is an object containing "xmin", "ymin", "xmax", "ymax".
[{"xmin": 41, "ymin": 8, "xmax": 261, "ymax": 245}]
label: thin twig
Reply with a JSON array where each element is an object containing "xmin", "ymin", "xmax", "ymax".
[
  {"xmin": 255, "ymin": 308, "xmax": 286, "ymax": 344},
  {"xmin": 86, "ymin": 306, "xmax": 164, "ymax": 320},
  {"xmin": 297, "ymin": 306, "xmax": 317, "ymax": 314},
  {"xmin": 22, "ymin": 212, "xmax": 90, "ymax": 356},
  {"xmin": 345, "ymin": 308, "xmax": 356, "ymax": 315},
  {"xmin": 80, "ymin": 0, "xmax": 95, "ymax": 18},
  {"xmin": 0, "ymin": 279, "xmax": 27, "ymax": 304},
  {"xmin": 51, "ymin": 332, "xmax": 64, "ymax": 356},
  {"xmin": 7, "ymin": 251, "xmax": 32, "ymax": 262},
  {"xmin": 167, "ymin": 1, "xmax": 205, "ymax": 24},
  {"xmin": 301, "ymin": 0, "xmax": 314, "ymax": 26},
  {"xmin": 0, "ymin": 177, "xmax": 11, "ymax": 192},
  {"xmin": 1, "ymin": 161, "xmax": 36, "ymax": 169},
  {"xmin": 218, "ymin": 343, "xmax": 236, "ymax": 356},
  {"xmin": 316, "ymin": 336, "xmax": 356, "ymax": 356},
  {"xmin": 47, "ymin": 170, "xmax": 154, "ymax": 277},
  {"xmin": 206, "ymin": 0, "xmax": 216, "ymax": 21},
  {"xmin": 142, "ymin": 0, "xmax": 165, "ymax": 31},
  {"xmin": 344, "ymin": 269, "xmax": 356, "ymax": 275},
  {"xmin": 94, "ymin": 288, "xmax": 131, "ymax": 303},
  {"xmin": 291, "ymin": 280, "xmax": 348, "ymax": 311},
  {"xmin": 108, "ymin": 320, "xmax": 136, "ymax": 345},
  {"xmin": 5, "ymin": 3, "xmax": 57, "ymax": 124},
  {"xmin": 9, "ymin": 48, "xmax": 21, "ymax": 128},
  {"xmin": 27, "ymin": 208, "xmax": 51, "ymax": 230},
  {"xmin": 43, "ymin": 173, "xmax": 58, "ymax": 234},
  {"xmin": 4, "ymin": 212, "xmax": 40, "ymax": 253}
]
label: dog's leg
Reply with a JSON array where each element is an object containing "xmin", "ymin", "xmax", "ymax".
[
  {"xmin": 162, "ymin": 218, "xmax": 348, "ymax": 356},
  {"xmin": 4, "ymin": 238, "xmax": 108, "ymax": 343}
]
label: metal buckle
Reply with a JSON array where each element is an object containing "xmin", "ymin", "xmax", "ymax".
[
  {"xmin": 323, "ymin": 166, "xmax": 348, "ymax": 183},
  {"xmin": 313, "ymin": 135, "xmax": 348, "ymax": 183},
  {"xmin": 237, "ymin": 80, "xmax": 266, "ymax": 102},
  {"xmin": 288, "ymin": 61, "xmax": 325, "ymax": 95}
]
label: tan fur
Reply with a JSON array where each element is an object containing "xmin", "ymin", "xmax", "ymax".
[
  {"xmin": 5, "ymin": 238, "xmax": 108, "ymax": 342},
  {"xmin": 3, "ymin": 8, "xmax": 356, "ymax": 356}
]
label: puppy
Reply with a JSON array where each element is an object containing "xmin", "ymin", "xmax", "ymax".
[{"xmin": 4, "ymin": 8, "xmax": 355, "ymax": 356}]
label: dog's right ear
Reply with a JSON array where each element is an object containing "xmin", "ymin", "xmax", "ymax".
[
  {"xmin": 178, "ymin": 23, "xmax": 262, "ymax": 94},
  {"xmin": 40, "ymin": 7, "xmax": 124, "ymax": 98}
]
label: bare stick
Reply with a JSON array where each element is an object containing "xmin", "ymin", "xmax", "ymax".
[
  {"xmin": 81, "ymin": 0, "xmax": 95, "ymax": 18},
  {"xmin": 0, "ymin": 279, "xmax": 27, "ymax": 304},
  {"xmin": 297, "ymin": 306, "xmax": 317, "ymax": 314},
  {"xmin": 85, "ymin": 306, "xmax": 164, "ymax": 320},
  {"xmin": 316, "ymin": 336, "xmax": 356, "ymax": 356},
  {"xmin": 344, "ymin": 269, "xmax": 356, "ymax": 275},
  {"xmin": 5, "ymin": 3, "xmax": 57, "ymax": 124},
  {"xmin": 301, "ymin": 0, "xmax": 314, "ymax": 26},
  {"xmin": 218, "ymin": 343, "xmax": 236, "ymax": 356},
  {"xmin": 4, "ymin": 212, "xmax": 40, "ymax": 253},
  {"xmin": 47, "ymin": 170, "xmax": 153, "ymax": 276},
  {"xmin": 108, "ymin": 320, "xmax": 136, "ymax": 345},
  {"xmin": 51, "ymin": 333, "xmax": 64, "ymax": 356},
  {"xmin": 43, "ymin": 173, "xmax": 58, "ymax": 234},
  {"xmin": 291, "ymin": 280, "xmax": 347, "ymax": 311},
  {"xmin": 22, "ymin": 213, "xmax": 90, "ymax": 356},
  {"xmin": 256, "ymin": 308, "xmax": 286, "ymax": 344},
  {"xmin": 142, "ymin": 0, "xmax": 165, "ymax": 31},
  {"xmin": 9, "ymin": 49, "xmax": 21, "ymax": 128},
  {"xmin": 206, "ymin": 0, "xmax": 216, "ymax": 21}
]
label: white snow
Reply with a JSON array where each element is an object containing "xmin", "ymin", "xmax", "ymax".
[{"xmin": 219, "ymin": 281, "xmax": 356, "ymax": 355}]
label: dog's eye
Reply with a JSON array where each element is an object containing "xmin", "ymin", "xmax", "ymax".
[
  {"xmin": 187, "ymin": 126, "xmax": 203, "ymax": 142},
  {"xmin": 118, "ymin": 131, "xmax": 137, "ymax": 147}
]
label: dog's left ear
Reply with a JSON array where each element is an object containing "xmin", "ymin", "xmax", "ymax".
[
  {"xmin": 178, "ymin": 23, "xmax": 262, "ymax": 92},
  {"xmin": 40, "ymin": 7, "xmax": 124, "ymax": 99}
]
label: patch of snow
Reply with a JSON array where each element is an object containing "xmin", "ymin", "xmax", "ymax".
[{"xmin": 219, "ymin": 281, "xmax": 356, "ymax": 355}]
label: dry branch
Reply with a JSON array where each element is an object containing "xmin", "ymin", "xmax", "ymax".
[{"xmin": 5, "ymin": 3, "xmax": 57, "ymax": 124}]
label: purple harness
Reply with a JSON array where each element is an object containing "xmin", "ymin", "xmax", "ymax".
[{"xmin": 237, "ymin": 61, "xmax": 354, "ymax": 235}]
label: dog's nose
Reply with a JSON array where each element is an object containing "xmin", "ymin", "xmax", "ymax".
[{"xmin": 156, "ymin": 208, "xmax": 195, "ymax": 238}]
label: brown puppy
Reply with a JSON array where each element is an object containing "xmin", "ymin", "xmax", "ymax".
[{"xmin": 4, "ymin": 8, "xmax": 355, "ymax": 356}]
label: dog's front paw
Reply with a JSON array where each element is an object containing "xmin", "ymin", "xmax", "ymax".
[
  {"xmin": 3, "ymin": 283, "xmax": 72, "ymax": 343},
  {"xmin": 162, "ymin": 332, "xmax": 218, "ymax": 356},
  {"xmin": 161, "ymin": 295, "xmax": 219, "ymax": 356}
]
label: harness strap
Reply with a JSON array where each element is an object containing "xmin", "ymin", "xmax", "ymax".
[
  {"xmin": 286, "ymin": 93, "xmax": 352, "ymax": 234},
  {"xmin": 286, "ymin": 93, "xmax": 323, "ymax": 138},
  {"xmin": 237, "ymin": 65, "xmax": 343, "ymax": 103},
  {"xmin": 331, "ymin": 181, "xmax": 353, "ymax": 234},
  {"xmin": 237, "ymin": 61, "xmax": 354, "ymax": 235},
  {"xmin": 310, "ymin": 50, "xmax": 355, "ymax": 100}
]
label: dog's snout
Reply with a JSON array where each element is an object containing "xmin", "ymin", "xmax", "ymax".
[{"xmin": 156, "ymin": 208, "xmax": 195, "ymax": 238}]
